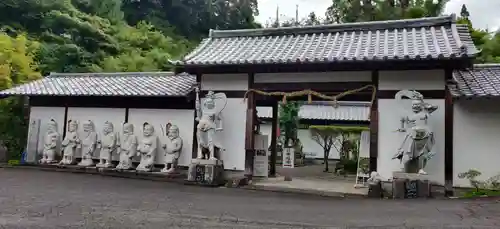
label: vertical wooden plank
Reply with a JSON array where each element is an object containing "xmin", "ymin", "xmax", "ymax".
[
  {"xmin": 369, "ymin": 70, "xmax": 379, "ymax": 172},
  {"xmin": 62, "ymin": 106, "xmax": 69, "ymax": 139},
  {"xmin": 192, "ymin": 73, "xmax": 202, "ymax": 159},
  {"xmin": 269, "ymin": 102, "xmax": 278, "ymax": 177},
  {"xmin": 244, "ymin": 73, "xmax": 256, "ymax": 179},
  {"xmin": 124, "ymin": 108, "xmax": 129, "ymax": 123},
  {"xmin": 444, "ymin": 68, "xmax": 454, "ymax": 196}
]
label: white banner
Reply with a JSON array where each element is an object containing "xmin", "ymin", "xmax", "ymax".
[
  {"xmin": 359, "ymin": 130, "xmax": 370, "ymax": 158},
  {"xmin": 253, "ymin": 134, "xmax": 269, "ymax": 177}
]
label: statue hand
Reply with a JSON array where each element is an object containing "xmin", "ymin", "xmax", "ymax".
[{"xmin": 195, "ymin": 117, "xmax": 200, "ymax": 122}]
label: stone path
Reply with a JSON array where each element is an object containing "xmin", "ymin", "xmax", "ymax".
[{"xmin": 1, "ymin": 168, "xmax": 499, "ymax": 228}]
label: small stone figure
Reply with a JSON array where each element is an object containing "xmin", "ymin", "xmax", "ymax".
[
  {"xmin": 392, "ymin": 90, "xmax": 438, "ymax": 175},
  {"xmin": 136, "ymin": 122, "xmax": 158, "ymax": 172},
  {"xmin": 96, "ymin": 121, "xmax": 117, "ymax": 168},
  {"xmin": 194, "ymin": 88, "xmax": 226, "ymax": 160},
  {"xmin": 59, "ymin": 120, "xmax": 80, "ymax": 165},
  {"xmin": 39, "ymin": 119, "xmax": 60, "ymax": 164},
  {"xmin": 161, "ymin": 123, "xmax": 183, "ymax": 173},
  {"xmin": 116, "ymin": 123, "xmax": 138, "ymax": 170},
  {"xmin": 78, "ymin": 120, "xmax": 97, "ymax": 167}
]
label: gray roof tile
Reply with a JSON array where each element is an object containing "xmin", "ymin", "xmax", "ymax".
[
  {"xmin": 173, "ymin": 15, "xmax": 478, "ymax": 66},
  {"xmin": 257, "ymin": 102, "xmax": 371, "ymax": 121},
  {"xmin": 449, "ymin": 64, "xmax": 500, "ymax": 98},
  {"xmin": 0, "ymin": 72, "xmax": 196, "ymax": 97}
]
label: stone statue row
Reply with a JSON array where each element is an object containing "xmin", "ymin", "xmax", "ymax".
[{"xmin": 39, "ymin": 120, "xmax": 183, "ymax": 173}]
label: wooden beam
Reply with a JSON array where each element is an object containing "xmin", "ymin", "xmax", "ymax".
[
  {"xmin": 192, "ymin": 74, "xmax": 202, "ymax": 159},
  {"xmin": 62, "ymin": 106, "xmax": 68, "ymax": 139},
  {"xmin": 182, "ymin": 58, "xmax": 470, "ymax": 74},
  {"xmin": 444, "ymin": 69, "xmax": 454, "ymax": 196},
  {"xmin": 269, "ymin": 102, "xmax": 278, "ymax": 177},
  {"xmin": 244, "ymin": 73, "xmax": 256, "ymax": 179},
  {"xmin": 369, "ymin": 71, "xmax": 379, "ymax": 172},
  {"xmin": 253, "ymin": 82, "xmax": 371, "ymax": 92}
]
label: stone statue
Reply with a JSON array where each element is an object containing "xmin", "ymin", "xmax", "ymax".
[
  {"xmin": 59, "ymin": 120, "xmax": 80, "ymax": 165},
  {"xmin": 116, "ymin": 123, "xmax": 138, "ymax": 170},
  {"xmin": 97, "ymin": 121, "xmax": 118, "ymax": 168},
  {"xmin": 195, "ymin": 88, "xmax": 227, "ymax": 160},
  {"xmin": 392, "ymin": 90, "xmax": 438, "ymax": 175},
  {"xmin": 161, "ymin": 123, "xmax": 183, "ymax": 173},
  {"xmin": 39, "ymin": 119, "xmax": 60, "ymax": 164},
  {"xmin": 136, "ymin": 122, "xmax": 158, "ymax": 172},
  {"xmin": 78, "ymin": 120, "xmax": 98, "ymax": 167}
]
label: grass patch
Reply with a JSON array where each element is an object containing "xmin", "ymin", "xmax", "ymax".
[{"xmin": 462, "ymin": 189, "xmax": 500, "ymax": 198}]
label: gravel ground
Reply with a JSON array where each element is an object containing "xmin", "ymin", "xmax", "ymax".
[{"xmin": 0, "ymin": 168, "xmax": 499, "ymax": 228}]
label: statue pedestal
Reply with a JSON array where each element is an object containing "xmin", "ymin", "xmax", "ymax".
[
  {"xmin": 186, "ymin": 159, "xmax": 225, "ymax": 186},
  {"xmin": 392, "ymin": 172, "xmax": 431, "ymax": 199}
]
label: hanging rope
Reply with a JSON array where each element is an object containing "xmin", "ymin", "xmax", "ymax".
[{"xmin": 243, "ymin": 84, "xmax": 377, "ymax": 106}]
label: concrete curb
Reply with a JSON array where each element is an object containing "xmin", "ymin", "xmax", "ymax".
[
  {"xmin": 242, "ymin": 184, "xmax": 368, "ymax": 199},
  {"xmin": 0, "ymin": 164, "xmax": 188, "ymax": 185}
]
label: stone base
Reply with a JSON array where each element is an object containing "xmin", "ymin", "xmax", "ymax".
[
  {"xmin": 186, "ymin": 159, "xmax": 225, "ymax": 186},
  {"xmin": 392, "ymin": 172, "xmax": 431, "ymax": 199}
]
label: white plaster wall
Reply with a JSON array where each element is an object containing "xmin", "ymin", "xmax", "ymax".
[
  {"xmin": 128, "ymin": 109, "xmax": 194, "ymax": 167},
  {"xmin": 378, "ymin": 99, "xmax": 445, "ymax": 184},
  {"xmin": 378, "ymin": 70, "xmax": 445, "ymax": 90},
  {"xmin": 215, "ymin": 98, "xmax": 247, "ymax": 170},
  {"xmin": 260, "ymin": 123, "xmax": 341, "ymax": 160},
  {"xmin": 255, "ymin": 72, "xmax": 371, "ymax": 83},
  {"xmin": 66, "ymin": 107, "xmax": 125, "ymax": 160},
  {"xmin": 453, "ymin": 99, "xmax": 500, "ymax": 188},
  {"xmin": 28, "ymin": 106, "xmax": 65, "ymax": 162},
  {"xmin": 201, "ymin": 74, "xmax": 248, "ymax": 91}
]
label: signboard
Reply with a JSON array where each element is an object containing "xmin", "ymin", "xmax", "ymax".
[
  {"xmin": 282, "ymin": 147, "xmax": 295, "ymax": 168},
  {"xmin": 194, "ymin": 165, "xmax": 206, "ymax": 183},
  {"xmin": 26, "ymin": 119, "xmax": 41, "ymax": 163},
  {"xmin": 253, "ymin": 134, "xmax": 269, "ymax": 177},
  {"xmin": 405, "ymin": 180, "xmax": 418, "ymax": 198}
]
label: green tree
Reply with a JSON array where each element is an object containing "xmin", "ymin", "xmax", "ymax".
[{"xmin": 0, "ymin": 32, "xmax": 41, "ymax": 159}]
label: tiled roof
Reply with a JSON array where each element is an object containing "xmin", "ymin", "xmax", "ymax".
[
  {"xmin": 173, "ymin": 15, "xmax": 478, "ymax": 66},
  {"xmin": 449, "ymin": 64, "xmax": 500, "ymax": 98},
  {"xmin": 256, "ymin": 102, "xmax": 371, "ymax": 121},
  {"xmin": 0, "ymin": 72, "xmax": 196, "ymax": 97}
]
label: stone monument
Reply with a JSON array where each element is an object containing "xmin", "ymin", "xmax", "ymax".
[
  {"xmin": 391, "ymin": 90, "xmax": 437, "ymax": 198},
  {"xmin": 116, "ymin": 123, "xmax": 138, "ymax": 170},
  {"xmin": 59, "ymin": 120, "xmax": 80, "ymax": 165},
  {"xmin": 136, "ymin": 122, "xmax": 158, "ymax": 172},
  {"xmin": 97, "ymin": 121, "xmax": 118, "ymax": 168},
  {"xmin": 187, "ymin": 88, "xmax": 226, "ymax": 185},
  {"xmin": 161, "ymin": 123, "xmax": 183, "ymax": 174},
  {"xmin": 39, "ymin": 119, "xmax": 61, "ymax": 164},
  {"xmin": 78, "ymin": 120, "xmax": 97, "ymax": 167}
]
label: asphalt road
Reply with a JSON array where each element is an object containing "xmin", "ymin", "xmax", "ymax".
[{"xmin": 0, "ymin": 168, "xmax": 499, "ymax": 229}]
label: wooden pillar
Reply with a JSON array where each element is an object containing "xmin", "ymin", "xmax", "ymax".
[
  {"xmin": 269, "ymin": 102, "xmax": 278, "ymax": 177},
  {"xmin": 444, "ymin": 68, "xmax": 454, "ymax": 196},
  {"xmin": 369, "ymin": 70, "xmax": 379, "ymax": 172},
  {"xmin": 191, "ymin": 73, "xmax": 202, "ymax": 159},
  {"xmin": 62, "ymin": 106, "xmax": 69, "ymax": 139},
  {"xmin": 244, "ymin": 73, "xmax": 256, "ymax": 179}
]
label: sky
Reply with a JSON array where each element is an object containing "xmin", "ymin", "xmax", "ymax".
[{"xmin": 256, "ymin": 0, "xmax": 500, "ymax": 31}]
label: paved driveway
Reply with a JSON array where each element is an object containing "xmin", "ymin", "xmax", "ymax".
[{"xmin": 0, "ymin": 168, "xmax": 499, "ymax": 228}]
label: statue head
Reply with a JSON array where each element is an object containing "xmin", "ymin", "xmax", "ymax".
[
  {"xmin": 82, "ymin": 120, "xmax": 95, "ymax": 133},
  {"xmin": 123, "ymin": 123, "xmax": 134, "ymax": 135},
  {"xmin": 47, "ymin": 119, "xmax": 58, "ymax": 133},
  {"xmin": 167, "ymin": 125, "xmax": 180, "ymax": 139},
  {"xmin": 411, "ymin": 99, "xmax": 423, "ymax": 113},
  {"xmin": 68, "ymin": 120, "xmax": 78, "ymax": 132},
  {"xmin": 203, "ymin": 91, "xmax": 216, "ymax": 109},
  {"xmin": 103, "ymin": 121, "xmax": 114, "ymax": 134},
  {"xmin": 143, "ymin": 122, "xmax": 155, "ymax": 137}
]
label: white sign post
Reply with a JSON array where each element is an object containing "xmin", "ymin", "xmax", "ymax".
[
  {"xmin": 253, "ymin": 134, "xmax": 269, "ymax": 177},
  {"xmin": 282, "ymin": 147, "xmax": 295, "ymax": 168}
]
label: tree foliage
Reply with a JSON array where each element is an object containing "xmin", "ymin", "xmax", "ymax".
[
  {"xmin": 309, "ymin": 125, "xmax": 368, "ymax": 172},
  {"xmin": 0, "ymin": 32, "xmax": 41, "ymax": 158},
  {"xmin": 0, "ymin": 0, "xmax": 261, "ymax": 158}
]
